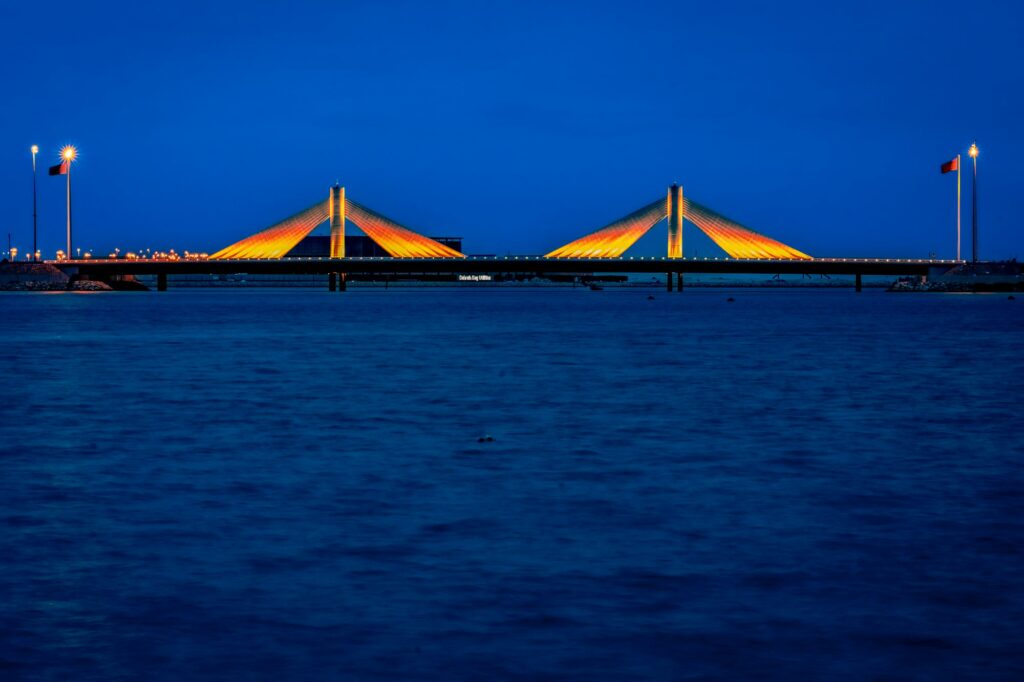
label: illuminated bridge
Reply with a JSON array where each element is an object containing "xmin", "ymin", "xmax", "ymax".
[
  {"xmin": 207, "ymin": 183, "xmax": 810, "ymax": 262},
  {"xmin": 56, "ymin": 183, "xmax": 958, "ymax": 290},
  {"xmin": 209, "ymin": 186, "xmax": 465, "ymax": 260}
]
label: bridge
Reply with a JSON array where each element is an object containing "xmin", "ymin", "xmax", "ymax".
[{"xmin": 54, "ymin": 183, "xmax": 959, "ymax": 291}]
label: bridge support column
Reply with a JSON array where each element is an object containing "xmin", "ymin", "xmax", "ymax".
[
  {"xmin": 855, "ymin": 273, "xmax": 862, "ymax": 293},
  {"xmin": 157, "ymin": 272, "xmax": 167, "ymax": 292},
  {"xmin": 329, "ymin": 185, "xmax": 345, "ymax": 259},
  {"xmin": 329, "ymin": 272, "xmax": 337, "ymax": 291},
  {"xmin": 677, "ymin": 273, "xmax": 683, "ymax": 291},
  {"xmin": 339, "ymin": 273, "xmax": 347, "ymax": 292},
  {"xmin": 668, "ymin": 184, "xmax": 684, "ymax": 259},
  {"xmin": 667, "ymin": 272, "xmax": 673, "ymax": 292}
]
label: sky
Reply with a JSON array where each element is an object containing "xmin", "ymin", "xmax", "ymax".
[{"xmin": 0, "ymin": 0, "xmax": 1021, "ymax": 259}]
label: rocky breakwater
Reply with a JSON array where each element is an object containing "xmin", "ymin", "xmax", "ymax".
[
  {"xmin": 889, "ymin": 260, "xmax": 1024, "ymax": 293},
  {"xmin": 0, "ymin": 261, "xmax": 112, "ymax": 291}
]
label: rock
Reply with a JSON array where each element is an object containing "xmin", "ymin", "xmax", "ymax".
[
  {"xmin": 69, "ymin": 280, "xmax": 113, "ymax": 291},
  {"xmin": 107, "ymin": 278, "xmax": 150, "ymax": 291},
  {"xmin": 0, "ymin": 280, "xmax": 66, "ymax": 291},
  {"xmin": 0, "ymin": 262, "xmax": 69, "ymax": 289}
]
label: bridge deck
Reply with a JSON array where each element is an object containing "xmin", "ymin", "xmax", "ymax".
[{"xmin": 55, "ymin": 257, "xmax": 955, "ymax": 278}]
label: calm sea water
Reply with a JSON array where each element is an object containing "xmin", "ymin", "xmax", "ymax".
[{"xmin": 2, "ymin": 288, "xmax": 1023, "ymax": 680}]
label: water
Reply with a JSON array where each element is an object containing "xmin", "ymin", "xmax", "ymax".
[{"xmin": 2, "ymin": 288, "xmax": 1022, "ymax": 680}]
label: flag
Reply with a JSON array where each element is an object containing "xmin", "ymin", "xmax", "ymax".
[
  {"xmin": 940, "ymin": 157, "xmax": 959, "ymax": 174},
  {"xmin": 48, "ymin": 161, "xmax": 68, "ymax": 176}
]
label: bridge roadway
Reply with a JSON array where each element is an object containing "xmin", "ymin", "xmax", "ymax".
[{"xmin": 56, "ymin": 256, "xmax": 956, "ymax": 280}]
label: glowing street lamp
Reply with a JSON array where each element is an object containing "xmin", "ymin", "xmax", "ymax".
[
  {"xmin": 30, "ymin": 145, "xmax": 39, "ymax": 261},
  {"xmin": 968, "ymin": 142, "xmax": 979, "ymax": 262},
  {"xmin": 59, "ymin": 145, "xmax": 78, "ymax": 259}
]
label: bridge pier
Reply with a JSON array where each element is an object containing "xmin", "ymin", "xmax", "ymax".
[
  {"xmin": 157, "ymin": 272, "xmax": 167, "ymax": 292},
  {"xmin": 667, "ymin": 184, "xmax": 684, "ymax": 259},
  {"xmin": 329, "ymin": 185, "xmax": 345, "ymax": 258},
  {"xmin": 677, "ymin": 273, "xmax": 683, "ymax": 291},
  {"xmin": 328, "ymin": 272, "xmax": 347, "ymax": 292},
  {"xmin": 667, "ymin": 272, "xmax": 673, "ymax": 292},
  {"xmin": 855, "ymin": 273, "xmax": 862, "ymax": 293}
]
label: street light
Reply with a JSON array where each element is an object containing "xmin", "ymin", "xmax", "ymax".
[
  {"xmin": 30, "ymin": 145, "xmax": 38, "ymax": 261},
  {"xmin": 968, "ymin": 141, "xmax": 979, "ymax": 261},
  {"xmin": 59, "ymin": 145, "xmax": 78, "ymax": 259}
]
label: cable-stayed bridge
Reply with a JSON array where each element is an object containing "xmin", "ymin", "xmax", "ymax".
[
  {"xmin": 545, "ymin": 185, "xmax": 810, "ymax": 260},
  {"xmin": 55, "ymin": 182, "xmax": 959, "ymax": 290},
  {"xmin": 210, "ymin": 186, "xmax": 464, "ymax": 260},
  {"xmin": 207, "ymin": 183, "xmax": 811, "ymax": 262}
]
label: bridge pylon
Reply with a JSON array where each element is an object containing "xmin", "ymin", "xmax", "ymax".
[
  {"xmin": 667, "ymin": 183, "xmax": 684, "ymax": 259},
  {"xmin": 329, "ymin": 185, "xmax": 346, "ymax": 258},
  {"xmin": 210, "ymin": 183, "xmax": 463, "ymax": 260},
  {"xmin": 545, "ymin": 183, "xmax": 809, "ymax": 261}
]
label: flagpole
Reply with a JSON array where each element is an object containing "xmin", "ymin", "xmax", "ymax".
[
  {"xmin": 55, "ymin": 146, "xmax": 77, "ymax": 260},
  {"xmin": 67, "ymin": 161, "xmax": 72, "ymax": 259},
  {"xmin": 956, "ymin": 154, "xmax": 961, "ymax": 261},
  {"xmin": 31, "ymin": 146, "xmax": 38, "ymax": 261},
  {"xmin": 969, "ymin": 142, "xmax": 979, "ymax": 262}
]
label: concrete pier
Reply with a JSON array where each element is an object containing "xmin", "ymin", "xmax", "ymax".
[
  {"xmin": 329, "ymin": 185, "xmax": 345, "ymax": 259},
  {"xmin": 667, "ymin": 184, "xmax": 684, "ymax": 259}
]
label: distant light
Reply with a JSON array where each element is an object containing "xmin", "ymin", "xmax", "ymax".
[
  {"xmin": 968, "ymin": 142, "xmax": 979, "ymax": 158},
  {"xmin": 61, "ymin": 145, "xmax": 78, "ymax": 162},
  {"xmin": 31, "ymin": 145, "xmax": 39, "ymax": 154}
]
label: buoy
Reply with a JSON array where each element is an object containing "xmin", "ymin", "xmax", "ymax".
[
  {"xmin": 727, "ymin": 297, "xmax": 735, "ymax": 303},
  {"xmin": 477, "ymin": 435, "xmax": 495, "ymax": 443}
]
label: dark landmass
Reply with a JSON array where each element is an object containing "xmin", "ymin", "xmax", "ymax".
[
  {"xmin": 890, "ymin": 260, "xmax": 1023, "ymax": 292},
  {"xmin": 0, "ymin": 261, "xmax": 115, "ymax": 291}
]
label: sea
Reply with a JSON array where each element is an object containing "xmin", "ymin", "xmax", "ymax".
[{"xmin": 1, "ymin": 288, "xmax": 1022, "ymax": 680}]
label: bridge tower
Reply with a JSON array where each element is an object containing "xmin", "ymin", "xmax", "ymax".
[
  {"xmin": 667, "ymin": 183, "xmax": 684, "ymax": 259},
  {"xmin": 329, "ymin": 184, "xmax": 346, "ymax": 258}
]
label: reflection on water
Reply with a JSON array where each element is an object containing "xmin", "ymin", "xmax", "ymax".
[{"xmin": 1, "ymin": 289, "xmax": 1023, "ymax": 680}]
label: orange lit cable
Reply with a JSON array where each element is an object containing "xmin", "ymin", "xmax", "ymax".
[
  {"xmin": 211, "ymin": 200, "xmax": 330, "ymax": 259},
  {"xmin": 683, "ymin": 199, "xmax": 810, "ymax": 260},
  {"xmin": 546, "ymin": 199, "xmax": 666, "ymax": 258},
  {"xmin": 346, "ymin": 199, "xmax": 464, "ymax": 258}
]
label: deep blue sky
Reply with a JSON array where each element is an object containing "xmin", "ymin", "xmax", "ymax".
[{"xmin": 1, "ymin": 0, "xmax": 1021, "ymax": 258}]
